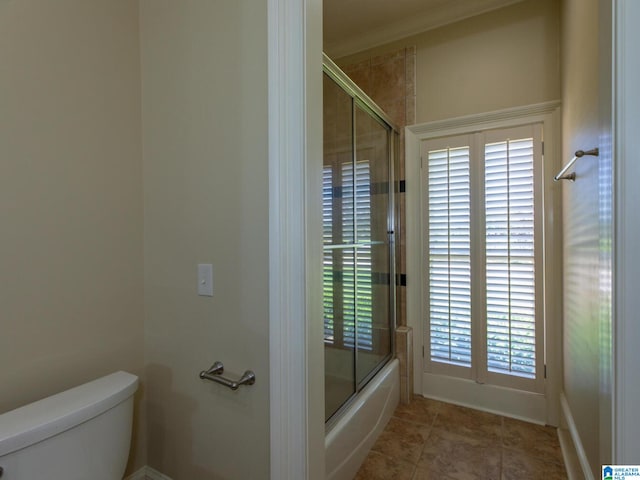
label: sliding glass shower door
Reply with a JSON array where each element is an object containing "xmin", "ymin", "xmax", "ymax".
[{"xmin": 323, "ymin": 60, "xmax": 396, "ymax": 423}]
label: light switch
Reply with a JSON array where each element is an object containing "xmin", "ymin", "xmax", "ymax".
[{"xmin": 198, "ymin": 264, "xmax": 213, "ymax": 296}]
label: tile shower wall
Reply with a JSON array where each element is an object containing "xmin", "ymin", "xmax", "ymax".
[
  {"xmin": 395, "ymin": 326, "xmax": 413, "ymax": 404},
  {"xmin": 337, "ymin": 47, "xmax": 416, "ymax": 402}
]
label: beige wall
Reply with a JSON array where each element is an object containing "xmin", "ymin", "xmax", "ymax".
[
  {"xmin": 140, "ymin": 1, "xmax": 271, "ymax": 478},
  {"xmin": 561, "ymin": 0, "xmax": 612, "ymax": 475},
  {"xmin": 335, "ymin": 0, "xmax": 561, "ymax": 124},
  {"xmin": 0, "ymin": 0, "xmax": 145, "ymax": 473},
  {"xmin": 414, "ymin": 0, "xmax": 560, "ymax": 122}
]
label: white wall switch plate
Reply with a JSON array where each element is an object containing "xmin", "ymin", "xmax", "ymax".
[{"xmin": 198, "ymin": 264, "xmax": 213, "ymax": 296}]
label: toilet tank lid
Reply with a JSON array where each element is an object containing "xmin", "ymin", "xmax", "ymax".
[{"xmin": 0, "ymin": 371, "xmax": 138, "ymax": 457}]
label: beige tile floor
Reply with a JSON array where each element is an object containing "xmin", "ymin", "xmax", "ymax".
[{"xmin": 355, "ymin": 396, "xmax": 567, "ymax": 480}]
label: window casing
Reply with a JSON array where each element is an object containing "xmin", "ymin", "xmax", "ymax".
[{"xmin": 422, "ymin": 124, "xmax": 544, "ymax": 394}]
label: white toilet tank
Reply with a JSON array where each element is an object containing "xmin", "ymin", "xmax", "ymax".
[{"xmin": 0, "ymin": 371, "xmax": 138, "ymax": 480}]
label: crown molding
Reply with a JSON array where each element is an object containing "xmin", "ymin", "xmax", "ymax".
[{"xmin": 325, "ymin": 0, "xmax": 525, "ymax": 58}]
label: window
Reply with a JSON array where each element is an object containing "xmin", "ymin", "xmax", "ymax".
[{"xmin": 422, "ymin": 125, "xmax": 544, "ymax": 393}]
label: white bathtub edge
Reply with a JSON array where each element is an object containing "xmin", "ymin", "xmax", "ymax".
[{"xmin": 325, "ymin": 359, "xmax": 400, "ymax": 480}]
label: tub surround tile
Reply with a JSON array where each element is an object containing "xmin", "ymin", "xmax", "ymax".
[
  {"xmin": 395, "ymin": 326, "xmax": 413, "ymax": 404},
  {"xmin": 341, "ymin": 61, "xmax": 372, "ymax": 94},
  {"xmin": 405, "ymin": 329, "xmax": 413, "ymax": 391},
  {"xmin": 345, "ymin": 58, "xmax": 371, "ymax": 70},
  {"xmin": 396, "ymin": 329, "xmax": 407, "ymax": 354},
  {"xmin": 371, "ymin": 49, "xmax": 406, "ymax": 66},
  {"xmin": 397, "ymin": 286, "xmax": 407, "ymax": 330},
  {"xmin": 377, "ymin": 97, "xmax": 406, "ymax": 129},
  {"xmin": 400, "ymin": 376, "xmax": 408, "ymax": 405},
  {"xmin": 398, "ymin": 131, "xmax": 406, "ymax": 175},
  {"xmin": 406, "ymin": 94, "xmax": 417, "ymax": 125},
  {"xmin": 371, "ymin": 59, "xmax": 406, "ymax": 107},
  {"xmin": 406, "ymin": 54, "xmax": 416, "ymax": 98}
]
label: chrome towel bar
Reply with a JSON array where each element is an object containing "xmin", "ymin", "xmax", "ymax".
[
  {"xmin": 199, "ymin": 361, "xmax": 255, "ymax": 391},
  {"xmin": 554, "ymin": 148, "xmax": 599, "ymax": 181}
]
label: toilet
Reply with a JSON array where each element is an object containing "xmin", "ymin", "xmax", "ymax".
[{"xmin": 0, "ymin": 371, "xmax": 138, "ymax": 480}]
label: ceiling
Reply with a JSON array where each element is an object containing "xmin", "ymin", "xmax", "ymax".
[{"xmin": 323, "ymin": 0, "xmax": 525, "ymax": 58}]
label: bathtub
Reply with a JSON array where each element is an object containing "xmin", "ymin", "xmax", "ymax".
[{"xmin": 325, "ymin": 358, "xmax": 400, "ymax": 480}]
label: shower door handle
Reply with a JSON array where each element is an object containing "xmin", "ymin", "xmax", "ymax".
[{"xmin": 199, "ymin": 361, "xmax": 256, "ymax": 391}]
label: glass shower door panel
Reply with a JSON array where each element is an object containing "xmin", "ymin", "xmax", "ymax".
[
  {"xmin": 355, "ymin": 243, "xmax": 391, "ymax": 384},
  {"xmin": 354, "ymin": 105, "xmax": 391, "ymax": 385},
  {"xmin": 323, "ymin": 74, "xmax": 355, "ymax": 249},
  {"xmin": 323, "ymin": 73, "xmax": 356, "ymax": 421},
  {"xmin": 324, "ymin": 247, "xmax": 357, "ymax": 421}
]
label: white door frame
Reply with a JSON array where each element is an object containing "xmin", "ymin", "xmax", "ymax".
[
  {"xmin": 613, "ymin": 0, "xmax": 640, "ymax": 464},
  {"xmin": 267, "ymin": 0, "xmax": 324, "ymax": 479}
]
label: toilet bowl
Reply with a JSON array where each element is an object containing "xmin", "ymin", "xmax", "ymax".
[{"xmin": 0, "ymin": 371, "xmax": 138, "ymax": 480}]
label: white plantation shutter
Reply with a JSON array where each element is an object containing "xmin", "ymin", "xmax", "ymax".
[
  {"xmin": 427, "ymin": 146, "xmax": 472, "ymax": 368},
  {"xmin": 485, "ymin": 138, "xmax": 536, "ymax": 378},
  {"xmin": 423, "ymin": 125, "xmax": 543, "ymax": 393}
]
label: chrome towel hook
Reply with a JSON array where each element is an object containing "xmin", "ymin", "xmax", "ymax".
[{"xmin": 554, "ymin": 147, "xmax": 599, "ymax": 181}]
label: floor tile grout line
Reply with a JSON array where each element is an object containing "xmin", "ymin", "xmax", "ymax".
[
  {"xmin": 410, "ymin": 405, "xmax": 439, "ymax": 476},
  {"xmin": 356, "ymin": 397, "xmax": 568, "ymax": 479},
  {"xmin": 409, "ymin": 462, "xmax": 418, "ymax": 480},
  {"xmin": 413, "ymin": 415, "xmax": 433, "ymax": 470}
]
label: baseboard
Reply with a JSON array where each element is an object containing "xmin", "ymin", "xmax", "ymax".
[
  {"xmin": 125, "ymin": 466, "xmax": 173, "ymax": 480},
  {"xmin": 559, "ymin": 393, "xmax": 595, "ymax": 480},
  {"xmin": 422, "ymin": 372, "xmax": 546, "ymax": 424}
]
